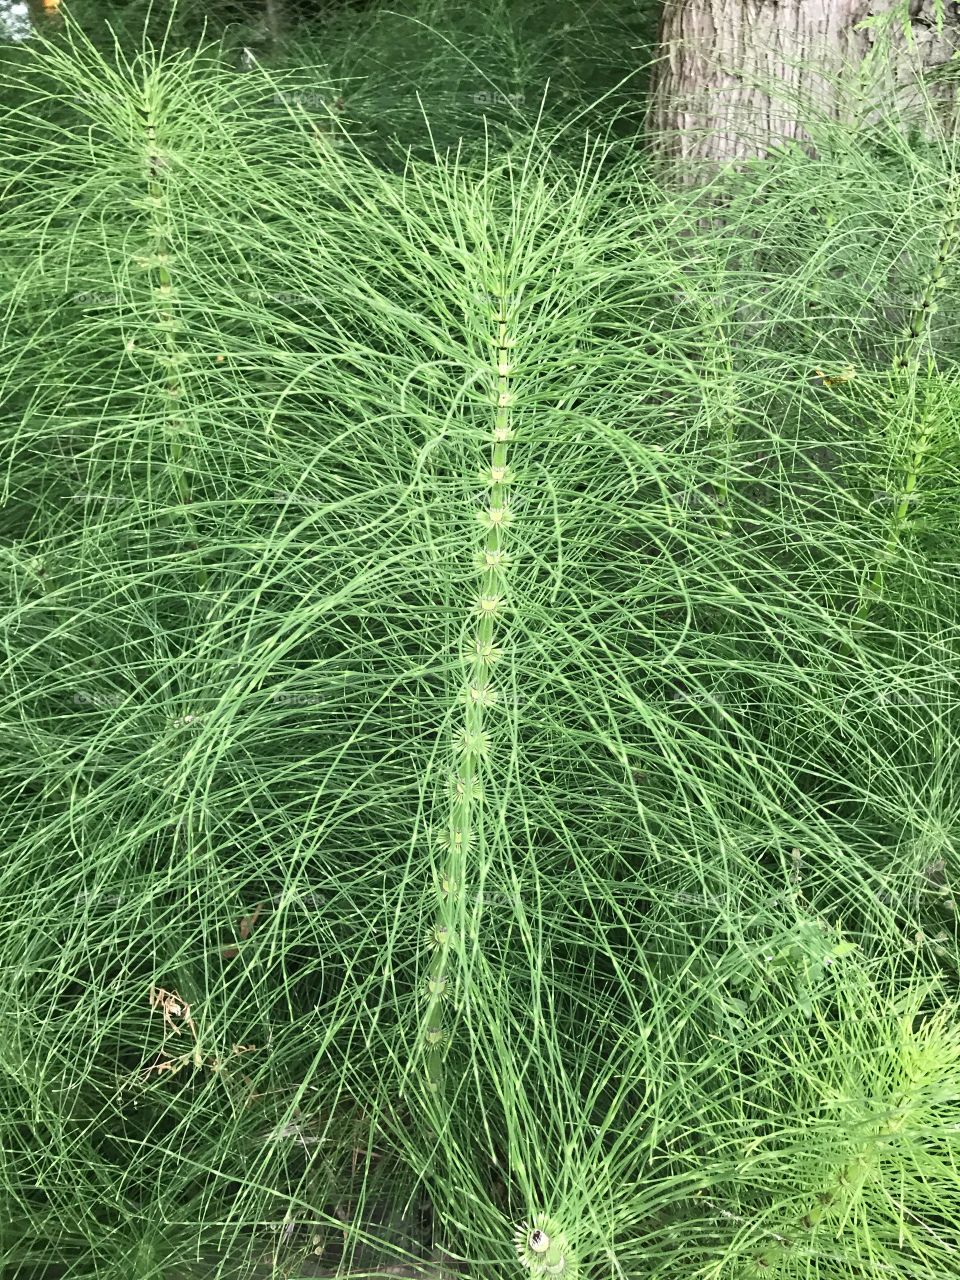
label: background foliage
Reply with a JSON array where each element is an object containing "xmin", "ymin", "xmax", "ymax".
[{"xmin": 1, "ymin": 2, "xmax": 958, "ymax": 1279}]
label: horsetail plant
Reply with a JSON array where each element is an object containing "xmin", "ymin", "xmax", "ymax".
[
  {"xmin": 715, "ymin": 958, "xmax": 960, "ymax": 1280},
  {"xmin": 854, "ymin": 171, "xmax": 960, "ymax": 624},
  {"xmin": 2, "ymin": 8, "xmax": 960, "ymax": 1280},
  {"xmin": 139, "ymin": 74, "xmax": 208, "ymax": 592},
  {"xmin": 418, "ymin": 281, "xmax": 520, "ymax": 1098}
]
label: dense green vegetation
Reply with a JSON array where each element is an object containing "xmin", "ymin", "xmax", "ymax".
[{"xmin": 1, "ymin": 3, "xmax": 958, "ymax": 1278}]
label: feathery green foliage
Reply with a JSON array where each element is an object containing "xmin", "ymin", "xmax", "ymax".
[{"xmin": 1, "ymin": 4, "xmax": 959, "ymax": 1279}]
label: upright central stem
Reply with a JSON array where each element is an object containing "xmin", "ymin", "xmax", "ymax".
[
  {"xmin": 852, "ymin": 190, "xmax": 957, "ymax": 630},
  {"xmin": 420, "ymin": 282, "xmax": 518, "ymax": 1097},
  {"xmin": 142, "ymin": 93, "xmax": 207, "ymax": 593}
]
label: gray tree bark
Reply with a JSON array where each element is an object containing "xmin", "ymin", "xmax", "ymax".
[{"xmin": 647, "ymin": 0, "xmax": 960, "ymax": 180}]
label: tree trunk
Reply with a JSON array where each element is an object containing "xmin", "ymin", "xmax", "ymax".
[{"xmin": 647, "ymin": 0, "xmax": 960, "ymax": 181}]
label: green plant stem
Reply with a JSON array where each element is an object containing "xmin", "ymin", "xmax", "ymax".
[
  {"xmin": 852, "ymin": 193, "xmax": 958, "ymax": 630},
  {"xmin": 856, "ymin": 369, "xmax": 934, "ymax": 620},
  {"xmin": 143, "ymin": 92, "xmax": 208, "ymax": 593},
  {"xmin": 421, "ymin": 283, "xmax": 517, "ymax": 1097}
]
